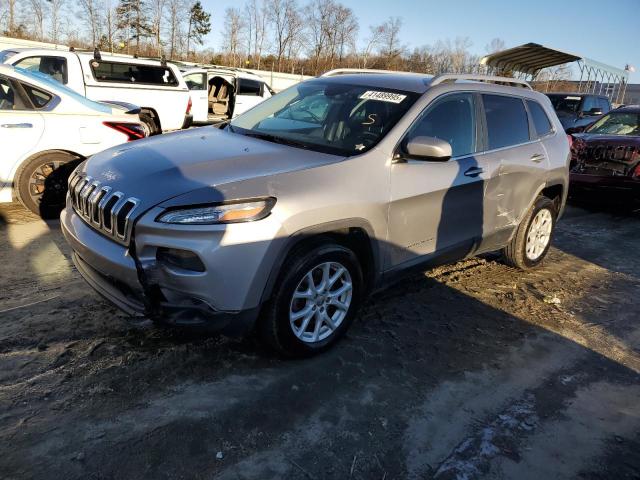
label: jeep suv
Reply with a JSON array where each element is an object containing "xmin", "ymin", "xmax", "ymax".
[{"xmin": 61, "ymin": 72, "xmax": 569, "ymax": 356}]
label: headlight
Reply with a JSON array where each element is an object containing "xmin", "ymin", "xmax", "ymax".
[{"xmin": 156, "ymin": 198, "xmax": 276, "ymax": 225}]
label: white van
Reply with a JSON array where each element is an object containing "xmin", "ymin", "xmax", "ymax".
[
  {"xmin": 181, "ymin": 67, "xmax": 273, "ymax": 124},
  {"xmin": 1, "ymin": 48, "xmax": 191, "ymax": 134}
]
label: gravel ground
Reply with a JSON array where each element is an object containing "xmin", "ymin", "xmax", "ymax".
[{"xmin": 0, "ymin": 201, "xmax": 639, "ymax": 480}]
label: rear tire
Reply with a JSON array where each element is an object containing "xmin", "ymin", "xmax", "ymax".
[
  {"xmin": 139, "ymin": 113, "xmax": 159, "ymax": 135},
  {"xmin": 502, "ymin": 196, "xmax": 556, "ymax": 270},
  {"xmin": 259, "ymin": 242, "xmax": 363, "ymax": 357},
  {"xmin": 15, "ymin": 151, "xmax": 81, "ymax": 219}
]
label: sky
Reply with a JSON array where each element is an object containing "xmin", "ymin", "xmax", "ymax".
[{"xmin": 198, "ymin": 0, "xmax": 640, "ymax": 82}]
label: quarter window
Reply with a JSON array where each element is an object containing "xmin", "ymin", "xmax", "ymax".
[
  {"xmin": 91, "ymin": 61, "xmax": 178, "ymax": 86},
  {"xmin": 407, "ymin": 93, "xmax": 476, "ymax": 158},
  {"xmin": 13, "ymin": 56, "xmax": 68, "ymax": 84},
  {"xmin": 526, "ymin": 100, "xmax": 553, "ymax": 137},
  {"xmin": 0, "ymin": 77, "xmax": 15, "ymax": 110},
  {"xmin": 482, "ymin": 94, "xmax": 530, "ymax": 150},
  {"xmin": 21, "ymin": 83, "xmax": 53, "ymax": 109},
  {"xmin": 238, "ymin": 78, "xmax": 262, "ymax": 96}
]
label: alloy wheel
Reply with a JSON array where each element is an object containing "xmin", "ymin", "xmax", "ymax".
[{"xmin": 289, "ymin": 261, "xmax": 353, "ymax": 343}]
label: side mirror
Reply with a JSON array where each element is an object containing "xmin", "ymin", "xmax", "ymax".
[{"xmin": 402, "ymin": 136, "xmax": 452, "ymax": 162}]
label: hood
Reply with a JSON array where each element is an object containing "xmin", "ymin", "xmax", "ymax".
[
  {"xmin": 78, "ymin": 127, "xmax": 343, "ymax": 211},
  {"xmin": 572, "ymin": 133, "xmax": 640, "ymax": 147}
]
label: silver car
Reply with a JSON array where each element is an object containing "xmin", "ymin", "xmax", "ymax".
[{"xmin": 61, "ymin": 72, "xmax": 569, "ymax": 356}]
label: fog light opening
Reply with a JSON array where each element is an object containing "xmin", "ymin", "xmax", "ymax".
[{"xmin": 156, "ymin": 247, "xmax": 205, "ymax": 272}]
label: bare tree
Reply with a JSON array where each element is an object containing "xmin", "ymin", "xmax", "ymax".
[
  {"xmin": 166, "ymin": 0, "xmax": 186, "ymax": 59},
  {"xmin": 244, "ymin": 0, "xmax": 268, "ymax": 68},
  {"xmin": 79, "ymin": 0, "xmax": 101, "ymax": 46},
  {"xmin": 222, "ymin": 7, "xmax": 245, "ymax": 67},
  {"xmin": 48, "ymin": 0, "xmax": 66, "ymax": 44},
  {"xmin": 103, "ymin": 0, "xmax": 119, "ymax": 52},
  {"xmin": 379, "ymin": 16, "xmax": 404, "ymax": 69},
  {"xmin": 268, "ymin": 0, "xmax": 303, "ymax": 71},
  {"xmin": 334, "ymin": 4, "xmax": 357, "ymax": 63},
  {"xmin": 485, "ymin": 37, "xmax": 505, "ymax": 54},
  {"xmin": 150, "ymin": 0, "xmax": 166, "ymax": 55},
  {"xmin": 4, "ymin": 0, "xmax": 16, "ymax": 34},
  {"xmin": 305, "ymin": 0, "xmax": 334, "ymax": 73},
  {"xmin": 360, "ymin": 24, "xmax": 384, "ymax": 68},
  {"xmin": 29, "ymin": 0, "xmax": 46, "ymax": 40}
]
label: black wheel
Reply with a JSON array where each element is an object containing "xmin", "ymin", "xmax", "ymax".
[
  {"xmin": 139, "ymin": 113, "xmax": 159, "ymax": 135},
  {"xmin": 15, "ymin": 151, "xmax": 81, "ymax": 219},
  {"xmin": 259, "ymin": 242, "xmax": 363, "ymax": 357},
  {"xmin": 502, "ymin": 196, "xmax": 556, "ymax": 269}
]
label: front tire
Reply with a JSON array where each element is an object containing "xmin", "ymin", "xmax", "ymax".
[
  {"xmin": 15, "ymin": 151, "xmax": 81, "ymax": 219},
  {"xmin": 259, "ymin": 243, "xmax": 363, "ymax": 357},
  {"xmin": 502, "ymin": 196, "xmax": 556, "ymax": 269}
]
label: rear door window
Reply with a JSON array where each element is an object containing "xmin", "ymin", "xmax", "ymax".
[
  {"xmin": 238, "ymin": 78, "xmax": 262, "ymax": 96},
  {"xmin": 13, "ymin": 56, "xmax": 68, "ymax": 84},
  {"xmin": 91, "ymin": 61, "xmax": 178, "ymax": 86},
  {"xmin": 526, "ymin": 100, "xmax": 553, "ymax": 138},
  {"xmin": 482, "ymin": 94, "xmax": 530, "ymax": 150},
  {"xmin": 408, "ymin": 92, "xmax": 476, "ymax": 158}
]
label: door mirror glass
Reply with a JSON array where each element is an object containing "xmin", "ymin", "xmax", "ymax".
[{"xmin": 405, "ymin": 136, "xmax": 452, "ymax": 161}]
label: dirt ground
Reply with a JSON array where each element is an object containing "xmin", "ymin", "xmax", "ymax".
[{"xmin": 0, "ymin": 200, "xmax": 639, "ymax": 480}]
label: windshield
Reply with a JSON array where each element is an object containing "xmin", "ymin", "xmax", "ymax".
[
  {"xmin": 586, "ymin": 112, "xmax": 640, "ymax": 136},
  {"xmin": 230, "ymin": 80, "xmax": 419, "ymax": 156},
  {"xmin": 547, "ymin": 94, "xmax": 582, "ymax": 114}
]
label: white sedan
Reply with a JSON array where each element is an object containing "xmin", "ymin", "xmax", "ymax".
[{"xmin": 0, "ymin": 64, "xmax": 146, "ymax": 218}]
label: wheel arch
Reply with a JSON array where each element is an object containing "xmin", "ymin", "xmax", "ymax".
[
  {"xmin": 139, "ymin": 107, "xmax": 162, "ymax": 132},
  {"xmin": 258, "ymin": 218, "xmax": 381, "ymax": 305}
]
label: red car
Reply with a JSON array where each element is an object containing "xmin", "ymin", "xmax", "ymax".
[{"xmin": 569, "ymin": 105, "xmax": 640, "ymax": 200}]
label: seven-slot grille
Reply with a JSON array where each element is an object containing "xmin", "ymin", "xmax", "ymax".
[{"xmin": 68, "ymin": 171, "xmax": 140, "ymax": 246}]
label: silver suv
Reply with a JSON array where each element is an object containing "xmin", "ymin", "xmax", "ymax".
[{"xmin": 61, "ymin": 72, "xmax": 569, "ymax": 356}]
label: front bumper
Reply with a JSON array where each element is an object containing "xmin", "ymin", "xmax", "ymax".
[
  {"xmin": 60, "ymin": 207, "xmax": 267, "ymax": 333},
  {"xmin": 570, "ymin": 172, "xmax": 640, "ymax": 197}
]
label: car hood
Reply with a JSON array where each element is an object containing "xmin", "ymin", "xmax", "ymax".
[
  {"xmin": 572, "ymin": 133, "xmax": 640, "ymax": 146},
  {"xmin": 78, "ymin": 127, "xmax": 343, "ymax": 210}
]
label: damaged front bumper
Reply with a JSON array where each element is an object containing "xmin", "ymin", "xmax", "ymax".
[{"xmin": 60, "ymin": 207, "xmax": 260, "ymax": 334}]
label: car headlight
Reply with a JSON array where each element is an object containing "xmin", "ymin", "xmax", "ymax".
[{"xmin": 156, "ymin": 198, "xmax": 276, "ymax": 225}]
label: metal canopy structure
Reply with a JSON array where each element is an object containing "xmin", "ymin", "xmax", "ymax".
[{"xmin": 479, "ymin": 43, "xmax": 630, "ymax": 103}]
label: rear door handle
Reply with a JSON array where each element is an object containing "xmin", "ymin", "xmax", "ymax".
[
  {"xmin": 530, "ymin": 153, "xmax": 546, "ymax": 163},
  {"xmin": 464, "ymin": 166, "xmax": 484, "ymax": 177},
  {"xmin": 1, "ymin": 123, "xmax": 33, "ymax": 128}
]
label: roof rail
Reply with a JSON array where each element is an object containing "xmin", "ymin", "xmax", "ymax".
[
  {"xmin": 430, "ymin": 74, "xmax": 532, "ymax": 90},
  {"xmin": 321, "ymin": 68, "xmax": 423, "ymax": 77}
]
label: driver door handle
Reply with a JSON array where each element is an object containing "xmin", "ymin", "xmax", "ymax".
[
  {"xmin": 1, "ymin": 123, "xmax": 33, "ymax": 128},
  {"xmin": 464, "ymin": 166, "xmax": 484, "ymax": 177},
  {"xmin": 530, "ymin": 153, "xmax": 546, "ymax": 163}
]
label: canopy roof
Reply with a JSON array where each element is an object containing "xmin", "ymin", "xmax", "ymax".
[
  {"xmin": 479, "ymin": 42, "xmax": 630, "ymax": 103},
  {"xmin": 479, "ymin": 42, "xmax": 628, "ymax": 79}
]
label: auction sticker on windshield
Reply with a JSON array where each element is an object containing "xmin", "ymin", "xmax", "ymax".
[{"xmin": 359, "ymin": 91, "xmax": 407, "ymax": 103}]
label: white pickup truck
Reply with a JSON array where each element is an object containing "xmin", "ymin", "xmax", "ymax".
[{"xmin": 0, "ymin": 48, "xmax": 191, "ymax": 134}]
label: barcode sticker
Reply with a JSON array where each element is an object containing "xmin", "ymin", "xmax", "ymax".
[{"xmin": 359, "ymin": 91, "xmax": 407, "ymax": 104}]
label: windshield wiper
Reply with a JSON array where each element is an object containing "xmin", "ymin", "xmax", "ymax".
[{"xmin": 241, "ymin": 131, "xmax": 313, "ymax": 150}]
